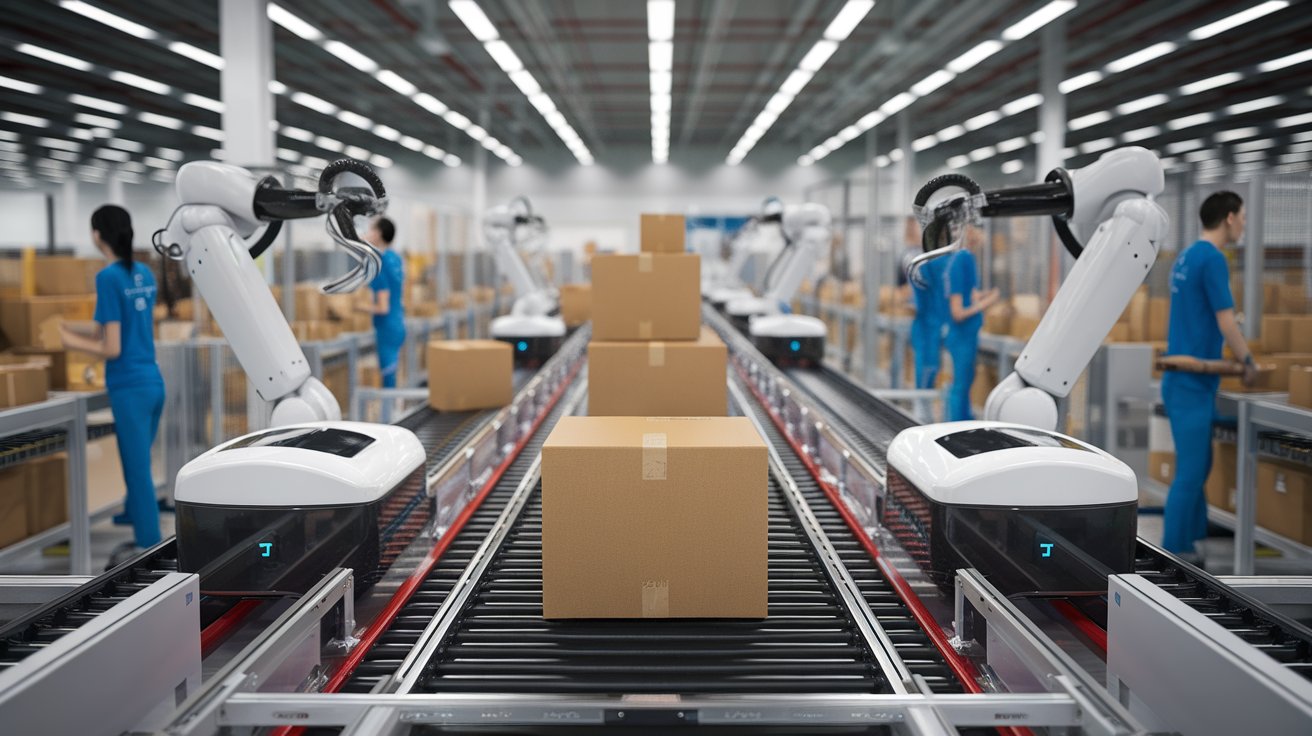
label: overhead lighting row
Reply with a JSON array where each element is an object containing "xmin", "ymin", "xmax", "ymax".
[
  {"xmin": 732, "ymin": 0, "xmax": 874, "ymax": 166},
  {"xmin": 806, "ymin": 0, "xmax": 1291, "ymax": 165},
  {"xmin": 803, "ymin": 0, "xmax": 1074, "ymax": 165},
  {"xmin": 448, "ymin": 0, "xmax": 590, "ymax": 165},
  {"xmin": 648, "ymin": 0, "xmax": 674, "ymax": 164}
]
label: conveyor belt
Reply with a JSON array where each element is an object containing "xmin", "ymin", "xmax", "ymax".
[
  {"xmin": 339, "ymin": 381, "xmax": 578, "ymax": 693},
  {"xmin": 783, "ymin": 367, "xmax": 915, "ymax": 476},
  {"xmin": 0, "ymin": 538, "xmax": 178, "ymax": 672}
]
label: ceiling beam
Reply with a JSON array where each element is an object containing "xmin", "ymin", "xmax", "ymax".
[{"xmin": 678, "ymin": 0, "xmax": 736, "ymax": 147}]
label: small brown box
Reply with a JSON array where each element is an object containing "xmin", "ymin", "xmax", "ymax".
[
  {"xmin": 589, "ymin": 328, "xmax": 727, "ymax": 417},
  {"xmin": 0, "ymin": 466, "xmax": 28, "ymax": 547},
  {"xmin": 1205, "ymin": 441, "xmax": 1237, "ymax": 512},
  {"xmin": 559, "ymin": 284, "xmax": 592, "ymax": 327},
  {"xmin": 33, "ymin": 256, "xmax": 100, "ymax": 296},
  {"xmin": 591, "ymin": 254, "xmax": 700, "ymax": 341},
  {"xmin": 0, "ymin": 362, "xmax": 49, "ymax": 409},
  {"xmin": 640, "ymin": 214, "xmax": 686, "ymax": 253},
  {"xmin": 541, "ymin": 416, "xmax": 768, "ymax": 619},
  {"xmin": 1289, "ymin": 317, "xmax": 1312, "ymax": 354},
  {"xmin": 25, "ymin": 453, "xmax": 68, "ymax": 534},
  {"xmin": 1291, "ymin": 367, "xmax": 1312, "ymax": 409},
  {"xmin": 1149, "ymin": 451, "xmax": 1176, "ymax": 486},
  {"xmin": 1257, "ymin": 459, "xmax": 1312, "ymax": 544},
  {"xmin": 1263, "ymin": 315, "xmax": 1293, "ymax": 353},
  {"xmin": 426, "ymin": 340, "xmax": 513, "ymax": 411}
]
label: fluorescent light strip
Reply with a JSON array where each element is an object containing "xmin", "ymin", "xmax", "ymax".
[
  {"xmin": 1226, "ymin": 95, "xmax": 1284, "ymax": 115},
  {"xmin": 1002, "ymin": 1, "xmax": 1077, "ymax": 41},
  {"xmin": 649, "ymin": 0, "xmax": 674, "ymax": 163},
  {"xmin": 69, "ymin": 94, "xmax": 127, "ymax": 114},
  {"xmin": 1259, "ymin": 48, "xmax": 1312, "ymax": 72},
  {"xmin": 1179, "ymin": 72, "xmax": 1243, "ymax": 96},
  {"xmin": 948, "ymin": 40, "xmax": 1004, "ymax": 74},
  {"xmin": 268, "ymin": 3, "xmax": 322, "ymax": 40},
  {"xmin": 169, "ymin": 41, "xmax": 224, "ymax": 70},
  {"xmin": 324, "ymin": 40, "xmax": 378, "ymax": 73},
  {"xmin": 1002, "ymin": 159, "xmax": 1023, "ymax": 174},
  {"xmin": 1070, "ymin": 110, "xmax": 1112, "ymax": 130},
  {"xmin": 110, "ymin": 71, "xmax": 171, "ymax": 95},
  {"xmin": 1216, "ymin": 127, "xmax": 1260, "ymax": 143},
  {"xmin": 1105, "ymin": 42, "xmax": 1177, "ymax": 74},
  {"xmin": 1116, "ymin": 93, "xmax": 1169, "ymax": 115},
  {"xmin": 0, "ymin": 75, "xmax": 43, "ymax": 95},
  {"xmin": 375, "ymin": 70, "xmax": 417, "ymax": 96},
  {"xmin": 1188, "ymin": 1, "xmax": 1287, "ymax": 40},
  {"xmin": 181, "ymin": 93, "xmax": 224, "ymax": 113},
  {"xmin": 1167, "ymin": 112, "xmax": 1213, "ymax": 130},
  {"xmin": 17, "ymin": 43, "xmax": 92, "ymax": 71},
  {"xmin": 1059, "ymin": 70, "xmax": 1103, "ymax": 94},
  {"xmin": 139, "ymin": 111, "xmax": 184, "ymax": 129},
  {"xmin": 59, "ymin": 1, "xmax": 156, "ymax": 39},
  {"xmin": 2, "ymin": 112, "xmax": 51, "ymax": 129},
  {"xmin": 825, "ymin": 0, "xmax": 875, "ymax": 41}
]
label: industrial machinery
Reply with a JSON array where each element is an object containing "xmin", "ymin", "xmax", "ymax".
[
  {"xmin": 887, "ymin": 146, "xmax": 1167, "ymax": 598},
  {"xmin": 175, "ymin": 422, "xmax": 427, "ymax": 596},
  {"xmin": 726, "ymin": 202, "xmax": 829, "ymax": 362},
  {"xmin": 487, "ymin": 196, "xmax": 566, "ymax": 362},
  {"xmin": 706, "ymin": 196, "xmax": 785, "ymax": 310}
]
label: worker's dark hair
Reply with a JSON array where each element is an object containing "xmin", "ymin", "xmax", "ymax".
[
  {"xmin": 1200, "ymin": 191, "xmax": 1243, "ymax": 230},
  {"xmin": 374, "ymin": 216, "xmax": 395, "ymax": 245},
  {"xmin": 91, "ymin": 204, "xmax": 133, "ymax": 269}
]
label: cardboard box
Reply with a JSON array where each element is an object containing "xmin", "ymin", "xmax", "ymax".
[
  {"xmin": 322, "ymin": 293, "xmax": 356, "ymax": 322},
  {"xmin": 1263, "ymin": 315, "xmax": 1293, "ymax": 353},
  {"xmin": 1289, "ymin": 316, "xmax": 1312, "ymax": 354},
  {"xmin": 1012, "ymin": 293, "xmax": 1043, "ymax": 320},
  {"xmin": 0, "ymin": 296, "xmax": 95, "ymax": 348},
  {"xmin": 2, "ymin": 349, "xmax": 67, "ymax": 391},
  {"xmin": 591, "ymin": 254, "xmax": 700, "ymax": 341},
  {"xmin": 1107, "ymin": 322, "xmax": 1131, "ymax": 343},
  {"xmin": 984, "ymin": 309, "xmax": 1012, "ymax": 336},
  {"xmin": 1011, "ymin": 316, "xmax": 1041, "ymax": 340},
  {"xmin": 426, "ymin": 340, "xmax": 512, "ymax": 411},
  {"xmin": 1147, "ymin": 297, "xmax": 1169, "ymax": 342},
  {"xmin": 0, "ymin": 466, "xmax": 28, "ymax": 547},
  {"xmin": 541, "ymin": 416, "xmax": 768, "ymax": 619},
  {"xmin": 25, "ymin": 453, "xmax": 68, "ymax": 534},
  {"xmin": 1260, "ymin": 354, "xmax": 1312, "ymax": 392},
  {"xmin": 589, "ymin": 328, "xmax": 727, "ymax": 416},
  {"xmin": 640, "ymin": 214, "xmax": 686, "ymax": 253},
  {"xmin": 0, "ymin": 361, "xmax": 49, "ymax": 409},
  {"xmin": 294, "ymin": 284, "xmax": 323, "ymax": 321},
  {"xmin": 290, "ymin": 320, "xmax": 341, "ymax": 343},
  {"xmin": 1291, "ymin": 366, "xmax": 1312, "ymax": 409},
  {"xmin": 1206, "ymin": 441, "xmax": 1237, "ymax": 513},
  {"xmin": 1257, "ymin": 458, "xmax": 1312, "ymax": 544},
  {"xmin": 34, "ymin": 256, "xmax": 101, "ymax": 296},
  {"xmin": 1149, "ymin": 451, "xmax": 1176, "ymax": 486},
  {"xmin": 559, "ymin": 284, "xmax": 592, "ymax": 327}
]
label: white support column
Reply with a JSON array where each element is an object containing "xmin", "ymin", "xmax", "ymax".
[
  {"xmin": 896, "ymin": 113, "xmax": 913, "ymax": 217},
  {"xmin": 220, "ymin": 0, "xmax": 275, "ymax": 168},
  {"xmin": 107, "ymin": 168, "xmax": 124, "ymax": 205},
  {"xmin": 58, "ymin": 178, "xmax": 80, "ymax": 252},
  {"xmin": 862, "ymin": 125, "xmax": 881, "ymax": 387},
  {"xmin": 1037, "ymin": 18, "xmax": 1067, "ymax": 295}
]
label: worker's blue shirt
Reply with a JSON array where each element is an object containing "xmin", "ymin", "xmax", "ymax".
[
  {"xmin": 910, "ymin": 254, "xmax": 949, "ymax": 328},
  {"xmin": 946, "ymin": 250, "xmax": 982, "ymax": 339},
  {"xmin": 94, "ymin": 261, "xmax": 160, "ymax": 390},
  {"xmin": 370, "ymin": 249, "xmax": 405, "ymax": 341},
  {"xmin": 1166, "ymin": 239, "xmax": 1234, "ymax": 395}
]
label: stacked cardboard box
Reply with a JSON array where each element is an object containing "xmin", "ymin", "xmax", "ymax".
[
  {"xmin": 590, "ymin": 328, "xmax": 727, "ymax": 416},
  {"xmin": 559, "ymin": 284, "xmax": 592, "ymax": 327},
  {"xmin": 426, "ymin": 340, "xmax": 512, "ymax": 411},
  {"xmin": 34, "ymin": 257, "xmax": 101, "ymax": 296},
  {"xmin": 0, "ymin": 359, "xmax": 49, "ymax": 409},
  {"xmin": 1257, "ymin": 458, "xmax": 1312, "ymax": 544},
  {"xmin": 1207, "ymin": 441, "xmax": 1238, "ymax": 513},
  {"xmin": 639, "ymin": 214, "xmax": 686, "ymax": 253},
  {"xmin": 591, "ymin": 253, "xmax": 700, "ymax": 341},
  {"xmin": 0, "ymin": 453, "xmax": 69, "ymax": 547}
]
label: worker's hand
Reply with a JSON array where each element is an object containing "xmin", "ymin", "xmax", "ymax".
[
  {"xmin": 976, "ymin": 288, "xmax": 1001, "ymax": 310},
  {"xmin": 1241, "ymin": 355, "xmax": 1259, "ymax": 387}
]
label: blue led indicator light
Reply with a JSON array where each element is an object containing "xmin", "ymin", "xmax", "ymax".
[
  {"xmin": 1039, "ymin": 542, "xmax": 1054, "ymax": 558},
  {"xmin": 789, "ymin": 340, "xmax": 801, "ymax": 352},
  {"xmin": 517, "ymin": 341, "xmax": 528, "ymax": 352},
  {"xmin": 259, "ymin": 542, "xmax": 273, "ymax": 557},
  {"xmin": 1115, "ymin": 592, "xmax": 1122, "ymax": 606}
]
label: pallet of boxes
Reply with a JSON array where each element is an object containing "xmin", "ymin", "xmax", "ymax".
[{"xmin": 540, "ymin": 214, "xmax": 768, "ymax": 620}]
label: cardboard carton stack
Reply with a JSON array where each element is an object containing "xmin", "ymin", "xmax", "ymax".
[
  {"xmin": 426, "ymin": 339, "xmax": 512, "ymax": 411},
  {"xmin": 0, "ymin": 255, "xmax": 103, "ymax": 395},
  {"xmin": 589, "ymin": 214, "xmax": 726, "ymax": 416},
  {"xmin": 0, "ymin": 453, "xmax": 68, "ymax": 548}
]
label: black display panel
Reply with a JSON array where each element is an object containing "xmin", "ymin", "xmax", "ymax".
[
  {"xmin": 221, "ymin": 427, "xmax": 376, "ymax": 458},
  {"xmin": 935, "ymin": 427, "xmax": 1091, "ymax": 459}
]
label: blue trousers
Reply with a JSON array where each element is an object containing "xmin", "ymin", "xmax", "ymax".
[
  {"xmin": 377, "ymin": 332, "xmax": 403, "ymax": 389},
  {"xmin": 109, "ymin": 380, "xmax": 165, "ymax": 547},
  {"xmin": 1162, "ymin": 377, "xmax": 1215, "ymax": 553},
  {"xmin": 945, "ymin": 331, "xmax": 978, "ymax": 422},
  {"xmin": 911, "ymin": 320, "xmax": 943, "ymax": 390}
]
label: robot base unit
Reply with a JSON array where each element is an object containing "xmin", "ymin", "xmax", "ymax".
[
  {"xmin": 491, "ymin": 314, "xmax": 565, "ymax": 365},
  {"xmin": 750, "ymin": 313, "xmax": 826, "ymax": 365},
  {"xmin": 175, "ymin": 421, "xmax": 428, "ymax": 596},
  {"xmin": 884, "ymin": 421, "xmax": 1137, "ymax": 596}
]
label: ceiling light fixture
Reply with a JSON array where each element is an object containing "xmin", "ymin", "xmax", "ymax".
[
  {"xmin": 16, "ymin": 44, "xmax": 92, "ymax": 71},
  {"xmin": 1179, "ymin": 71, "xmax": 1243, "ymax": 96},
  {"xmin": 1188, "ymin": 1, "xmax": 1287, "ymax": 40},
  {"xmin": 58, "ymin": 1, "xmax": 156, "ymax": 39},
  {"xmin": 110, "ymin": 71, "xmax": 172, "ymax": 95},
  {"xmin": 1002, "ymin": 1, "xmax": 1077, "ymax": 41},
  {"xmin": 168, "ymin": 41, "xmax": 224, "ymax": 70},
  {"xmin": 139, "ymin": 111, "xmax": 184, "ymax": 129}
]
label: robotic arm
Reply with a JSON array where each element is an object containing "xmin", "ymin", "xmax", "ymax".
[
  {"xmin": 156, "ymin": 159, "xmax": 387, "ymax": 426},
  {"xmin": 764, "ymin": 203, "xmax": 832, "ymax": 310},
  {"xmin": 484, "ymin": 196, "xmax": 556, "ymax": 318},
  {"xmin": 908, "ymin": 146, "xmax": 1168, "ymax": 430}
]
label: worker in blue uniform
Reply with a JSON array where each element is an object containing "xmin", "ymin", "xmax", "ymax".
[
  {"xmin": 907, "ymin": 252, "xmax": 948, "ymax": 391},
  {"xmin": 60, "ymin": 205, "xmax": 164, "ymax": 563},
  {"xmin": 945, "ymin": 227, "xmax": 999, "ymax": 421},
  {"xmin": 359, "ymin": 217, "xmax": 406, "ymax": 388},
  {"xmin": 1163, "ymin": 191, "xmax": 1257, "ymax": 561}
]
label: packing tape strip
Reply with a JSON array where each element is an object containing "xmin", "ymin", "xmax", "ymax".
[
  {"xmin": 641, "ymin": 580, "xmax": 670, "ymax": 618},
  {"xmin": 638, "ymin": 321, "xmax": 653, "ymax": 339},
  {"xmin": 642, "ymin": 432, "xmax": 667, "ymax": 480},
  {"xmin": 638, "ymin": 252, "xmax": 654, "ymax": 273},
  {"xmin": 648, "ymin": 341, "xmax": 665, "ymax": 367}
]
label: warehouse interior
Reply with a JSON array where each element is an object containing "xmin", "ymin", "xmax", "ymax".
[{"xmin": 1, "ymin": 1, "xmax": 1311, "ymax": 734}]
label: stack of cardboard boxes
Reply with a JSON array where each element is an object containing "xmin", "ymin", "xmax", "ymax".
[
  {"xmin": 0, "ymin": 453, "xmax": 68, "ymax": 547},
  {"xmin": 0, "ymin": 255, "xmax": 104, "ymax": 399},
  {"xmin": 541, "ymin": 214, "xmax": 768, "ymax": 620}
]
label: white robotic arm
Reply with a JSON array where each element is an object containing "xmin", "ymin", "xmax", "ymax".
[
  {"xmin": 485, "ymin": 198, "xmax": 556, "ymax": 318},
  {"xmin": 764, "ymin": 203, "xmax": 831, "ymax": 310},
  {"xmin": 909, "ymin": 147, "xmax": 1168, "ymax": 430},
  {"xmin": 156, "ymin": 159, "xmax": 387, "ymax": 426}
]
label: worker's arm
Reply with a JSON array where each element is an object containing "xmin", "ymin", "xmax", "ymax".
[
  {"xmin": 1217, "ymin": 307, "xmax": 1258, "ymax": 385},
  {"xmin": 356, "ymin": 289, "xmax": 390, "ymax": 315},
  {"xmin": 60, "ymin": 321, "xmax": 121, "ymax": 360},
  {"xmin": 949, "ymin": 289, "xmax": 1000, "ymax": 323}
]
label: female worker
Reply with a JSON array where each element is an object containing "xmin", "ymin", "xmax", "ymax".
[
  {"xmin": 358, "ymin": 216, "xmax": 406, "ymax": 387},
  {"xmin": 61, "ymin": 205, "xmax": 164, "ymax": 561},
  {"xmin": 904, "ymin": 216, "xmax": 948, "ymax": 393},
  {"xmin": 945, "ymin": 227, "xmax": 1000, "ymax": 421}
]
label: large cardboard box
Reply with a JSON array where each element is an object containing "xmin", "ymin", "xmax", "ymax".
[
  {"xmin": 1263, "ymin": 315, "xmax": 1293, "ymax": 353},
  {"xmin": 34, "ymin": 256, "xmax": 101, "ymax": 296},
  {"xmin": 1292, "ymin": 366, "xmax": 1312, "ymax": 409},
  {"xmin": 0, "ymin": 361, "xmax": 48, "ymax": 409},
  {"xmin": 1011, "ymin": 316, "xmax": 1041, "ymax": 340},
  {"xmin": 1147, "ymin": 297, "xmax": 1170, "ymax": 342},
  {"xmin": 0, "ymin": 466, "xmax": 27, "ymax": 547},
  {"xmin": 1257, "ymin": 459, "xmax": 1312, "ymax": 544},
  {"xmin": 591, "ymin": 254, "xmax": 700, "ymax": 341},
  {"xmin": 0, "ymin": 296, "xmax": 95, "ymax": 347},
  {"xmin": 25, "ymin": 453, "xmax": 68, "ymax": 534},
  {"xmin": 559, "ymin": 284, "xmax": 592, "ymax": 326},
  {"xmin": 589, "ymin": 328, "xmax": 727, "ymax": 416},
  {"xmin": 640, "ymin": 214, "xmax": 686, "ymax": 253},
  {"xmin": 541, "ymin": 416, "xmax": 768, "ymax": 619},
  {"xmin": 1149, "ymin": 451, "xmax": 1176, "ymax": 486},
  {"xmin": 1260, "ymin": 354, "xmax": 1312, "ymax": 392},
  {"xmin": 426, "ymin": 340, "xmax": 512, "ymax": 411},
  {"xmin": 1206, "ymin": 441, "xmax": 1238, "ymax": 513},
  {"xmin": 2, "ymin": 349, "xmax": 67, "ymax": 391}
]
